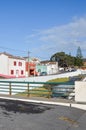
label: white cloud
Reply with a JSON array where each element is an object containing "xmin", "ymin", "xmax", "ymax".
[{"xmin": 26, "ymin": 16, "xmax": 86, "ymax": 58}]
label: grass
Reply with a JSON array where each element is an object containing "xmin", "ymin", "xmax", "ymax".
[
  {"xmin": 47, "ymin": 77, "xmax": 69, "ymax": 83},
  {"xmin": 16, "ymin": 77, "xmax": 69, "ymax": 98},
  {"xmin": 16, "ymin": 87, "xmax": 51, "ymax": 98}
]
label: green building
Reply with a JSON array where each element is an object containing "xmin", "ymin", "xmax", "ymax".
[{"xmin": 36, "ymin": 64, "xmax": 47, "ymax": 73}]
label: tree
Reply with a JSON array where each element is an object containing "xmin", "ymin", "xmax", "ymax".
[
  {"xmin": 76, "ymin": 46, "xmax": 83, "ymax": 59},
  {"xmin": 50, "ymin": 52, "xmax": 75, "ymax": 67},
  {"xmin": 75, "ymin": 46, "xmax": 83, "ymax": 67},
  {"xmin": 74, "ymin": 57, "xmax": 83, "ymax": 67},
  {"xmin": 50, "ymin": 50, "xmax": 83, "ymax": 68}
]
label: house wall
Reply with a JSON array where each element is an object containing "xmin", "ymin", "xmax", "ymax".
[
  {"xmin": 0, "ymin": 54, "xmax": 8, "ymax": 75},
  {"xmin": 36, "ymin": 62, "xmax": 59, "ymax": 75},
  {"xmin": 36, "ymin": 65, "xmax": 47, "ymax": 73},
  {"xmin": 0, "ymin": 53, "xmax": 26, "ymax": 78},
  {"xmin": 47, "ymin": 62, "xmax": 59, "ymax": 75},
  {"xmin": 8, "ymin": 58, "xmax": 25, "ymax": 77},
  {"xmin": 25, "ymin": 62, "xmax": 36, "ymax": 76}
]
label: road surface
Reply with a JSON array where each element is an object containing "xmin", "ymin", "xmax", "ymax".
[{"xmin": 0, "ymin": 99, "xmax": 86, "ymax": 130}]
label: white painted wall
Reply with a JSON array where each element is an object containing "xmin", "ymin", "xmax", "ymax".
[
  {"xmin": 8, "ymin": 58, "xmax": 25, "ymax": 77},
  {"xmin": 0, "ymin": 53, "xmax": 26, "ymax": 77},
  {"xmin": 47, "ymin": 62, "xmax": 58, "ymax": 74},
  {"xmin": 0, "ymin": 54, "xmax": 8, "ymax": 75},
  {"xmin": 75, "ymin": 81, "xmax": 86, "ymax": 103}
]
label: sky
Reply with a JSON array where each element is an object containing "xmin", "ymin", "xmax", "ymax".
[{"xmin": 0, "ymin": 0, "xmax": 86, "ymax": 60}]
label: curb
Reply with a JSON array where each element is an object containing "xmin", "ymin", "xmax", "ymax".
[{"xmin": 0, "ymin": 96, "xmax": 86, "ymax": 110}]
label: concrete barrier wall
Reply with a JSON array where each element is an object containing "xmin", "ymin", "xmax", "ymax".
[{"xmin": 75, "ymin": 81, "xmax": 86, "ymax": 103}]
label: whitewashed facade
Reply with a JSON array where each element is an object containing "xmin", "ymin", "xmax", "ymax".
[
  {"xmin": 40, "ymin": 61, "xmax": 59, "ymax": 75},
  {"xmin": 0, "ymin": 52, "xmax": 25, "ymax": 78},
  {"xmin": 47, "ymin": 62, "xmax": 59, "ymax": 75}
]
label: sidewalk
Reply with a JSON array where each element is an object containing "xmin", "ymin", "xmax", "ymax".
[{"xmin": 0, "ymin": 95, "xmax": 86, "ymax": 110}]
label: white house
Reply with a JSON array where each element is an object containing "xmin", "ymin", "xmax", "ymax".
[
  {"xmin": 47, "ymin": 62, "xmax": 59, "ymax": 75},
  {"xmin": 40, "ymin": 61, "xmax": 59, "ymax": 75},
  {"xmin": 0, "ymin": 52, "xmax": 26, "ymax": 78}
]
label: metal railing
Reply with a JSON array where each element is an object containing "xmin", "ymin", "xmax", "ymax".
[{"xmin": 0, "ymin": 80, "xmax": 75, "ymax": 99}]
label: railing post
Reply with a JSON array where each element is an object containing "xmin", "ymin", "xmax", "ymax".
[
  {"xmin": 27, "ymin": 83, "xmax": 30, "ymax": 97},
  {"xmin": 48, "ymin": 84, "xmax": 52, "ymax": 98},
  {"xmin": 9, "ymin": 82, "xmax": 12, "ymax": 96}
]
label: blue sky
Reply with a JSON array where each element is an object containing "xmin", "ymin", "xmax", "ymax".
[{"xmin": 0, "ymin": 0, "xmax": 86, "ymax": 60}]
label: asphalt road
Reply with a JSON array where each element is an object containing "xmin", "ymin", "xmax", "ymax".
[{"xmin": 0, "ymin": 99, "xmax": 86, "ymax": 130}]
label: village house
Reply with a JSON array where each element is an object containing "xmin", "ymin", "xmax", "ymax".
[
  {"xmin": 24, "ymin": 57, "xmax": 40, "ymax": 76},
  {"xmin": 0, "ymin": 52, "xmax": 26, "ymax": 78},
  {"xmin": 36, "ymin": 61, "xmax": 59, "ymax": 75},
  {"xmin": 0, "ymin": 52, "xmax": 59, "ymax": 78},
  {"xmin": 36, "ymin": 64, "xmax": 47, "ymax": 75}
]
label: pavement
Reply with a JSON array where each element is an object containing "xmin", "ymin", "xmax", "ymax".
[
  {"xmin": 0, "ymin": 97, "xmax": 86, "ymax": 130},
  {"xmin": 0, "ymin": 95, "xmax": 86, "ymax": 110}
]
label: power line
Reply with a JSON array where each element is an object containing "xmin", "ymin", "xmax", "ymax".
[
  {"xmin": 0, "ymin": 46, "xmax": 26, "ymax": 53},
  {"xmin": 0, "ymin": 45, "xmax": 50, "ymax": 60}
]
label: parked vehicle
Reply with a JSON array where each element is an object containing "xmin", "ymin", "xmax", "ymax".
[
  {"xmin": 40, "ymin": 72, "xmax": 47, "ymax": 76},
  {"xmin": 65, "ymin": 67, "xmax": 76, "ymax": 72}
]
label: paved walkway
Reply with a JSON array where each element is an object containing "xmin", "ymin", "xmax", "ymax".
[{"xmin": 0, "ymin": 95, "xmax": 86, "ymax": 110}]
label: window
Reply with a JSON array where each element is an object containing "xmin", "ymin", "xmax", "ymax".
[
  {"xmin": 14, "ymin": 61, "xmax": 16, "ymax": 66},
  {"xmin": 11, "ymin": 70, "xmax": 14, "ymax": 75},
  {"xmin": 21, "ymin": 70, "xmax": 23, "ymax": 75},
  {"xmin": 19, "ymin": 62, "xmax": 22, "ymax": 66}
]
